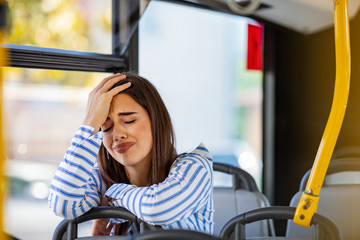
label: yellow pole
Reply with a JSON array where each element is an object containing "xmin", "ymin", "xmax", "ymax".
[
  {"xmin": 294, "ymin": 0, "xmax": 351, "ymax": 227},
  {"xmin": 0, "ymin": 0, "xmax": 9, "ymax": 239}
]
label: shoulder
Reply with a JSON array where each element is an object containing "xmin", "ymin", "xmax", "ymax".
[
  {"xmin": 190, "ymin": 143, "xmax": 212, "ymax": 161},
  {"xmin": 172, "ymin": 143, "xmax": 213, "ymax": 172}
]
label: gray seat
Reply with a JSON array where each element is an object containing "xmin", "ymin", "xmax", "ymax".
[
  {"xmin": 286, "ymin": 158, "xmax": 360, "ymax": 240},
  {"xmin": 220, "ymin": 206, "xmax": 341, "ymax": 240},
  {"xmin": 213, "ymin": 163, "xmax": 275, "ymax": 238}
]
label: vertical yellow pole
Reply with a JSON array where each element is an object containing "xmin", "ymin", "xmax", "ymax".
[
  {"xmin": 294, "ymin": 0, "xmax": 351, "ymax": 227},
  {"xmin": 0, "ymin": 0, "xmax": 8, "ymax": 239}
]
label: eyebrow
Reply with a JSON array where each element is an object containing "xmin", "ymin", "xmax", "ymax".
[{"xmin": 118, "ymin": 112, "xmax": 137, "ymax": 116}]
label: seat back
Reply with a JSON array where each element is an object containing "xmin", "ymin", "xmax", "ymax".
[
  {"xmin": 213, "ymin": 163, "xmax": 274, "ymax": 238},
  {"xmin": 286, "ymin": 158, "xmax": 360, "ymax": 240},
  {"xmin": 221, "ymin": 206, "xmax": 341, "ymax": 240}
]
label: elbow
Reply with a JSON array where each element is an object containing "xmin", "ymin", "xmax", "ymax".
[
  {"xmin": 48, "ymin": 192, "xmax": 76, "ymax": 219},
  {"xmin": 48, "ymin": 202, "xmax": 77, "ymax": 219},
  {"xmin": 48, "ymin": 203, "xmax": 64, "ymax": 219},
  {"xmin": 48, "ymin": 198, "xmax": 67, "ymax": 219},
  {"xmin": 50, "ymin": 208, "xmax": 68, "ymax": 219},
  {"xmin": 48, "ymin": 192, "xmax": 59, "ymax": 217}
]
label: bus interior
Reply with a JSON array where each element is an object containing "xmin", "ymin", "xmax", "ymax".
[{"xmin": 1, "ymin": 0, "xmax": 360, "ymax": 239}]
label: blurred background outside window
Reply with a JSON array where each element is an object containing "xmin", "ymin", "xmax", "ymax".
[
  {"xmin": 5, "ymin": 0, "xmax": 112, "ymax": 53},
  {"xmin": 139, "ymin": 1, "xmax": 263, "ymax": 189}
]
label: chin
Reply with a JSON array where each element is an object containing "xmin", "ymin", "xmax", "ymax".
[{"xmin": 115, "ymin": 156, "xmax": 137, "ymax": 167}]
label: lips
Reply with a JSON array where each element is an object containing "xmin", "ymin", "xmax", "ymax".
[{"xmin": 113, "ymin": 142, "xmax": 135, "ymax": 153}]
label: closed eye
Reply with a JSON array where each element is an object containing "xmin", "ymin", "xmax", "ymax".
[
  {"xmin": 124, "ymin": 119, "xmax": 136, "ymax": 124},
  {"xmin": 102, "ymin": 126, "xmax": 112, "ymax": 132},
  {"xmin": 101, "ymin": 117, "xmax": 112, "ymax": 132}
]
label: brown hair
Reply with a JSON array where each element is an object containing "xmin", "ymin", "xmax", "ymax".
[
  {"xmin": 97, "ymin": 73, "xmax": 178, "ymax": 235},
  {"xmin": 97, "ymin": 72, "xmax": 177, "ymax": 192}
]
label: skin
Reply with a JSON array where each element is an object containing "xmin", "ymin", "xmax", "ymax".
[
  {"xmin": 83, "ymin": 74, "xmax": 153, "ymax": 235},
  {"xmin": 83, "ymin": 73, "xmax": 131, "ymax": 133},
  {"xmin": 91, "ymin": 198, "xmax": 120, "ymax": 236},
  {"xmin": 101, "ymin": 93, "xmax": 153, "ymax": 187}
]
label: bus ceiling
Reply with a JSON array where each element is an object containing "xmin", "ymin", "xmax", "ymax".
[{"xmin": 158, "ymin": 0, "xmax": 360, "ymax": 34}]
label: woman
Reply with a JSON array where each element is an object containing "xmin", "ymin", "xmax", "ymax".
[{"xmin": 48, "ymin": 73, "xmax": 214, "ymax": 236}]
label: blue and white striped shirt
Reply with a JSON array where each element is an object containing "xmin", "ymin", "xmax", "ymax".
[{"xmin": 48, "ymin": 125, "xmax": 214, "ymax": 234}]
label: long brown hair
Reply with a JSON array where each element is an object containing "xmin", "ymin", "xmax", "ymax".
[
  {"xmin": 97, "ymin": 73, "xmax": 177, "ymax": 235},
  {"xmin": 98, "ymin": 72, "xmax": 177, "ymax": 189}
]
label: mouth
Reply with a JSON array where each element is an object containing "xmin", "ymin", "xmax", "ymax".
[{"xmin": 113, "ymin": 142, "xmax": 135, "ymax": 153}]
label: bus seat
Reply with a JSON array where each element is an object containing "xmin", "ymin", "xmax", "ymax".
[
  {"xmin": 332, "ymin": 145, "xmax": 360, "ymax": 159},
  {"xmin": 220, "ymin": 206, "xmax": 341, "ymax": 240},
  {"xmin": 286, "ymin": 158, "xmax": 360, "ymax": 240},
  {"xmin": 213, "ymin": 163, "xmax": 275, "ymax": 238}
]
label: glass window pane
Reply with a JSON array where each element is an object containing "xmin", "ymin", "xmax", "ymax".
[
  {"xmin": 3, "ymin": 68, "xmax": 108, "ymax": 240},
  {"xmin": 139, "ymin": 1, "xmax": 263, "ymax": 188},
  {"xmin": 6, "ymin": 0, "xmax": 112, "ymax": 53}
]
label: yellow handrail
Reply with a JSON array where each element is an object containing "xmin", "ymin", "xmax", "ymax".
[
  {"xmin": 0, "ymin": 0, "xmax": 8, "ymax": 239},
  {"xmin": 294, "ymin": 0, "xmax": 351, "ymax": 227}
]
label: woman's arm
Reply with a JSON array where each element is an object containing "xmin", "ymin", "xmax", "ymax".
[
  {"xmin": 105, "ymin": 148, "xmax": 213, "ymax": 225},
  {"xmin": 48, "ymin": 125, "xmax": 104, "ymax": 219},
  {"xmin": 49, "ymin": 74, "xmax": 131, "ymax": 219}
]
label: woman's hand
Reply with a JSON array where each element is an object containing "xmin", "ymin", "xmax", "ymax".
[
  {"xmin": 83, "ymin": 74, "xmax": 131, "ymax": 134},
  {"xmin": 92, "ymin": 219, "xmax": 121, "ymax": 236},
  {"xmin": 92, "ymin": 197, "xmax": 121, "ymax": 235}
]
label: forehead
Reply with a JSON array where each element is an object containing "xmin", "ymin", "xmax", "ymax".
[{"xmin": 109, "ymin": 93, "xmax": 145, "ymax": 114}]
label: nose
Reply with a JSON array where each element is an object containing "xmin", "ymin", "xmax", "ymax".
[{"xmin": 112, "ymin": 124, "xmax": 127, "ymax": 141}]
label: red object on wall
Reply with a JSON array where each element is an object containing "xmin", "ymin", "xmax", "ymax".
[{"xmin": 247, "ymin": 24, "xmax": 263, "ymax": 70}]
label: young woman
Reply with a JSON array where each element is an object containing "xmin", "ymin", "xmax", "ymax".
[{"xmin": 48, "ymin": 73, "xmax": 214, "ymax": 236}]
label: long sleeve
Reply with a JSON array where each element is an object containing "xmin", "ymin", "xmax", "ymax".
[
  {"xmin": 105, "ymin": 144, "xmax": 214, "ymax": 232},
  {"xmin": 48, "ymin": 125, "xmax": 105, "ymax": 219}
]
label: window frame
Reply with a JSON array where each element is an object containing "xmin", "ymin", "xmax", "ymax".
[
  {"xmin": 1, "ymin": 0, "xmax": 268, "ymax": 73},
  {"xmin": 2, "ymin": 0, "xmax": 141, "ymax": 73},
  {"xmin": 4, "ymin": 44, "xmax": 127, "ymax": 72}
]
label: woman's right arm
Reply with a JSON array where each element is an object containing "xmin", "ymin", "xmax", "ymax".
[
  {"xmin": 49, "ymin": 74, "xmax": 131, "ymax": 219},
  {"xmin": 48, "ymin": 125, "xmax": 104, "ymax": 219}
]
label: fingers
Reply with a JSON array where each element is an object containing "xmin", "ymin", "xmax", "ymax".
[
  {"xmin": 94, "ymin": 74, "xmax": 128, "ymax": 95},
  {"xmin": 101, "ymin": 74, "xmax": 127, "ymax": 93},
  {"xmin": 92, "ymin": 219, "xmax": 111, "ymax": 236},
  {"xmin": 107, "ymin": 82, "xmax": 131, "ymax": 97},
  {"xmin": 83, "ymin": 73, "xmax": 131, "ymax": 133},
  {"xmin": 95, "ymin": 73, "xmax": 122, "ymax": 91}
]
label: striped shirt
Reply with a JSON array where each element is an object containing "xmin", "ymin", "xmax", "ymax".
[{"xmin": 48, "ymin": 125, "xmax": 214, "ymax": 234}]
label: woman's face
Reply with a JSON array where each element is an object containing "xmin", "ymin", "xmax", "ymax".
[{"xmin": 101, "ymin": 93, "xmax": 153, "ymax": 168}]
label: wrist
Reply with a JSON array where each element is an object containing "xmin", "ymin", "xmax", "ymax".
[{"xmin": 82, "ymin": 119, "xmax": 100, "ymax": 134}]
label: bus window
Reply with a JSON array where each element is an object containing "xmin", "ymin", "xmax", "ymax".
[
  {"xmin": 3, "ymin": 68, "xmax": 108, "ymax": 240},
  {"xmin": 3, "ymin": 0, "xmax": 264, "ymax": 239},
  {"xmin": 139, "ymin": 1, "xmax": 263, "ymax": 188},
  {"xmin": 5, "ymin": 0, "xmax": 112, "ymax": 53}
]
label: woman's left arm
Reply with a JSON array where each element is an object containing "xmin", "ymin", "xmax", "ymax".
[{"xmin": 105, "ymin": 152, "xmax": 213, "ymax": 225}]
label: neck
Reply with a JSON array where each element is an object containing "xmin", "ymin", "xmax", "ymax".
[{"xmin": 124, "ymin": 158, "xmax": 151, "ymax": 187}]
